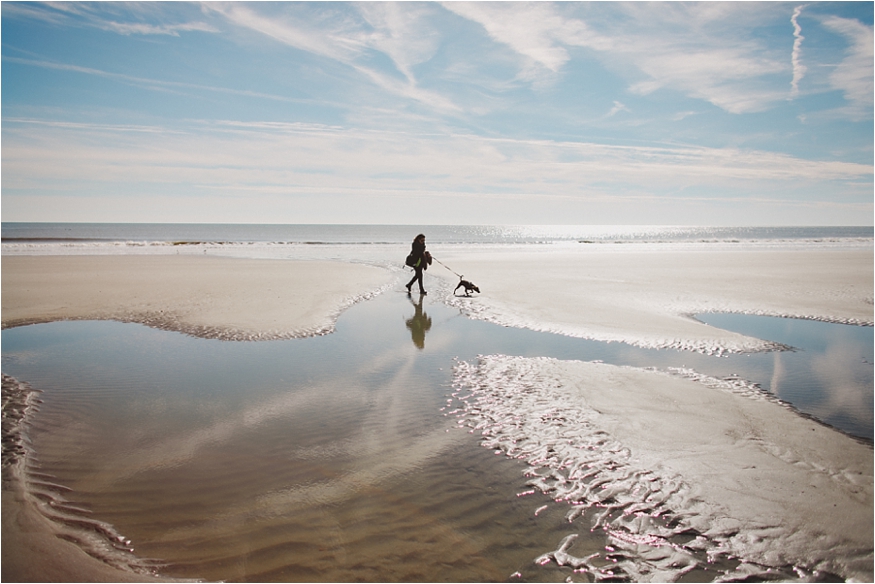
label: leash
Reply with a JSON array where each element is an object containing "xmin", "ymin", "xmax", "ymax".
[{"xmin": 431, "ymin": 257, "xmax": 463, "ymax": 279}]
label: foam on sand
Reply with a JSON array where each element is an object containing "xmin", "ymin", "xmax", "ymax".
[{"xmin": 451, "ymin": 355, "xmax": 873, "ymax": 582}]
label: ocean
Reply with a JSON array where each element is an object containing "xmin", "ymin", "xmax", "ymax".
[{"xmin": 3, "ymin": 223, "xmax": 872, "ymax": 250}]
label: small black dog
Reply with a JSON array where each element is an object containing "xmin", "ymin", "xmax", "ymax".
[{"xmin": 454, "ymin": 277, "xmax": 480, "ymax": 297}]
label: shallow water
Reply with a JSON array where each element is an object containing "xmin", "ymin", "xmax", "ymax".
[
  {"xmin": 1, "ymin": 284, "xmax": 872, "ymax": 581},
  {"xmin": 696, "ymin": 312, "xmax": 873, "ymax": 440}
]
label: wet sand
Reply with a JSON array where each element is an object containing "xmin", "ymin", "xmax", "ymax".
[
  {"xmin": 435, "ymin": 246, "xmax": 873, "ymax": 580},
  {"xmin": 2, "ymin": 255, "xmax": 392, "ymax": 338},
  {"xmin": 453, "ymin": 356, "xmax": 873, "ymax": 580},
  {"xmin": 437, "ymin": 247, "xmax": 873, "ymax": 353},
  {"xmin": 2, "ymin": 249, "xmax": 872, "ymax": 581}
]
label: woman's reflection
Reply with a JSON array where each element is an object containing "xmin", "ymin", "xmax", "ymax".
[{"xmin": 405, "ymin": 293, "xmax": 432, "ymax": 350}]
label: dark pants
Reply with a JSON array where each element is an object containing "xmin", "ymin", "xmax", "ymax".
[{"xmin": 406, "ymin": 266, "xmax": 425, "ymax": 293}]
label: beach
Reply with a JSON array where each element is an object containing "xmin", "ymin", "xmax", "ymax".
[
  {"xmin": 2, "ymin": 245, "xmax": 873, "ymax": 582},
  {"xmin": 436, "ymin": 247, "xmax": 873, "ymax": 353},
  {"xmin": 1, "ymin": 255, "xmax": 393, "ymax": 339},
  {"xmin": 436, "ymin": 246, "xmax": 873, "ymax": 579}
]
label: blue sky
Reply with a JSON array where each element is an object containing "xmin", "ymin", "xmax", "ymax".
[{"xmin": 2, "ymin": 1, "xmax": 872, "ymax": 225}]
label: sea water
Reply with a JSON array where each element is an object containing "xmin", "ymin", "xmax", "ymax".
[
  {"xmin": 2, "ymin": 223, "xmax": 873, "ymax": 581},
  {"xmin": 3, "ymin": 223, "xmax": 872, "ymax": 250}
]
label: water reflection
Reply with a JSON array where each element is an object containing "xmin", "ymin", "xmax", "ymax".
[
  {"xmin": 697, "ymin": 313, "xmax": 873, "ymax": 440},
  {"xmin": 405, "ymin": 293, "xmax": 432, "ymax": 350},
  {"xmin": 770, "ymin": 350, "xmax": 786, "ymax": 401}
]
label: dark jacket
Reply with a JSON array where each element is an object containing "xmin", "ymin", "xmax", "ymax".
[{"xmin": 410, "ymin": 240, "xmax": 427, "ymax": 269}]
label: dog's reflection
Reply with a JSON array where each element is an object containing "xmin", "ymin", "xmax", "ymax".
[{"xmin": 405, "ymin": 293, "xmax": 432, "ymax": 350}]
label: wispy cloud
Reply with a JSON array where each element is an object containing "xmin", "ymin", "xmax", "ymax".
[
  {"xmin": 97, "ymin": 20, "xmax": 218, "ymax": 36},
  {"xmin": 3, "ymin": 117, "xmax": 173, "ymax": 134},
  {"xmin": 356, "ymin": 2, "xmax": 442, "ymax": 85},
  {"xmin": 607, "ymin": 101, "xmax": 629, "ymax": 117},
  {"xmin": 1, "ymin": 2, "xmax": 72, "ymax": 26},
  {"xmin": 790, "ymin": 5, "xmax": 807, "ymax": 98},
  {"xmin": 5, "ymin": 115, "xmax": 870, "ymax": 224},
  {"xmin": 443, "ymin": 1, "xmax": 604, "ymax": 84},
  {"xmin": 7, "ymin": 117, "xmax": 870, "ymax": 224},
  {"xmin": 6, "ymin": 2, "xmax": 218, "ymax": 36},
  {"xmin": 207, "ymin": 2, "xmax": 460, "ymax": 113},
  {"xmin": 4, "ymin": 117, "xmax": 869, "ymax": 197},
  {"xmin": 448, "ymin": 2, "xmax": 791, "ymax": 114},
  {"xmin": 2, "ymin": 55, "xmax": 310, "ymax": 104},
  {"xmin": 671, "ymin": 111, "xmax": 700, "ymax": 122},
  {"xmin": 821, "ymin": 15, "xmax": 874, "ymax": 118},
  {"xmin": 204, "ymin": 3, "xmax": 357, "ymax": 62}
]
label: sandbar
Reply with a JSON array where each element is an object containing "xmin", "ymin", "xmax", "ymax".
[
  {"xmin": 2, "ymin": 255, "xmax": 392, "ymax": 339},
  {"xmin": 437, "ymin": 247, "xmax": 873, "ymax": 353},
  {"xmin": 454, "ymin": 355, "xmax": 873, "ymax": 580}
]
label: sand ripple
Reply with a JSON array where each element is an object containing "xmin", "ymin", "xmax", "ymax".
[
  {"xmin": 451, "ymin": 355, "xmax": 873, "ymax": 582},
  {"xmin": 2, "ymin": 374, "xmax": 168, "ymax": 578}
]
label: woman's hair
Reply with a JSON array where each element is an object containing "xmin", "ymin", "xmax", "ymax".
[{"xmin": 415, "ymin": 233, "xmax": 425, "ymax": 241}]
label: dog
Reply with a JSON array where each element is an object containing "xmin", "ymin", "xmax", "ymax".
[{"xmin": 454, "ymin": 277, "xmax": 480, "ymax": 297}]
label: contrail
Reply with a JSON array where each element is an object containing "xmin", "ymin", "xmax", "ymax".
[{"xmin": 790, "ymin": 5, "xmax": 807, "ymax": 97}]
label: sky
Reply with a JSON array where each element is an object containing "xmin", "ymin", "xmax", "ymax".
[{"xmin": 1, "ymin": 1, "xmax": 872, "ymax": 225}]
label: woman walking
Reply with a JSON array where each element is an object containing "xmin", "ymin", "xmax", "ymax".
[{"xmin": 406, "ymin": 233, "xmax": 429, "ymax": 295}]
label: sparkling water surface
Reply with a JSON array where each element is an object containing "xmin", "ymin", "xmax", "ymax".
[{"xmin": 3, "ymin": 222, "xmax": 872, "ymax": 246}]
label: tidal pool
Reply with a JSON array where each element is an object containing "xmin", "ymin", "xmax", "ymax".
[{"xmin": 695, "ymin": 312, "xmax": 873, "ymax": 440}]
